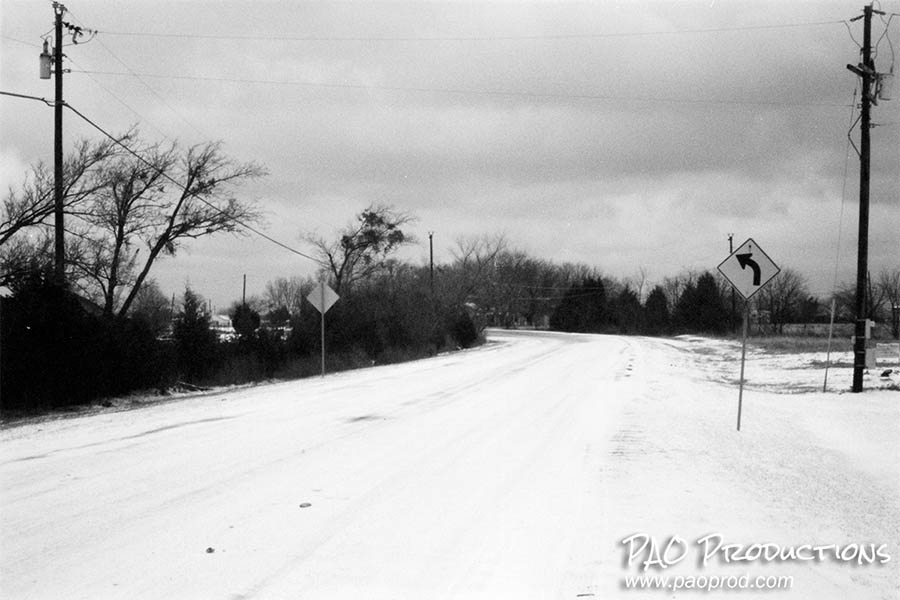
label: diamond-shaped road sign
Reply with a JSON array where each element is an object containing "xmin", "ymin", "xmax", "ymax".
[
  {"xmin": 717, "ymin": 238, "xmax": 780, "ymax": 300},
  {"xmin": 306, "ymin": 281, "xmax": 339, "ymax": 314}
]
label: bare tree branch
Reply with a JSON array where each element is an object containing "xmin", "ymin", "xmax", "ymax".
[
  {"xmin": 0, "ymin": 131, "xmax": 135, "ymax": 247},
  {"xmin": 304, "ymin": 204, "xmax": 415, "ymax": 294}
]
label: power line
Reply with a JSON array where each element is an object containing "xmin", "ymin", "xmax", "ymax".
[
  {"xmin": 65, "ymin": 57, "xmax": 177, "ymax": 142},
  {"xmin": 0, "ymin": 35, "xmax": 41, "ymax": 48},
  {"xmin": 832, "ymin": 86, "xmax": 859, "ymax": 297},
  {"xmin": 64, "ymin": 8, "xmax": 210, "ymax": 141},
  {"xmin": 95, "ymin": 20, "xmax": 845, "ymax": 42},
  {"xmin": 843, "ymin": 19, "xmax": 863, "ymax": 49},
  {"xmin": 0, "ymin": 89, "xmax": 55, "ymax": 106},
  {"xmin": 873, "ymin": 13, "xmax": 895, "ymax": 66},
  {"xmin": 62, "ymin": 101, "xmax": 324, "ymax": 266},
  {"xmin": 69, "ymin": 69, "xmax": 853, "ymax": 109},
  {"xmin": 494, "ymin": 282, "xmax": 608, "ymax": 291}
]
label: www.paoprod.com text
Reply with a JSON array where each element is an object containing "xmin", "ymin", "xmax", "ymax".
[{"xmin": 622, "ymin": 573, "xmax": 793, "ymax": 592}]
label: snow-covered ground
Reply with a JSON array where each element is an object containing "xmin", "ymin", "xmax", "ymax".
[{"xmin": 1, "ymin": 330, "xmax": 897, "ymax": 600}]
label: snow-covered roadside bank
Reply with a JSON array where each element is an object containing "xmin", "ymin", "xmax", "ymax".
[
  {"xmin": 660, "ymin": 334, "xmax": 900, "ymax": 392},
  {"xmin": 599, "ymin": 334, "xmax": 899, "ymax": 599},
  {"xmin": 0, "ymin": 340, "xmax": 506, "ymax": 432}
]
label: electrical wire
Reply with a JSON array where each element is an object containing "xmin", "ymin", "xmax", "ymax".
[
  {"xmin": 95, "ymin": 20, "xmax": 845, "ymax": 42},
  {"xmin": 873, "ymin": 12, "xmax": 891, "ymax": 61},
  {"xmin": 4, "ymin": 10, "xmax": 210, "ymax": 149},
  {"xmin": 0, "ymin": 89, "xmax": 55, "ymax": 106},
  {"xmin": 62, "ymin": 101, "xmax": 325, "ymax": 266},
  {"xmin": 843, "ymin": 19, "xmax": 863, "ymax": 49},
  {"xmin": 65, "ymin": 8, "xmax": 210, "ymax": 141},
  {"xmin": 875, "ymin": 13, "xmax": 896, "ymax": 69},
  {"xmin": 65, "ymin": 56, "xmax": 179, "ymax": 143},
  {"xmin": 847, "ymin": 110, "xmax": 863, "ymax": 159},
  {"xmin": 0, "ymin": 35, "xmax": 40, "ymax": 48},
  {"xmin": 832, "ymin": 86, "xmax": 859, "ymax": 300},
  {"xmin": 69, "ymin": 69, "xmax": 853, "ymax": 109},
  {"xmin": 493, "ymin": 282, "xmax": 608, "ymax": 291}
]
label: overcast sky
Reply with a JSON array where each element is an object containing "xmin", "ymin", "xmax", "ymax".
[{"xmin": 2, "ymin": 1, "xmax": 898, "ymax": 310}]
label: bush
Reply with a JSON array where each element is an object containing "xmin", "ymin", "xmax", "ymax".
[
  {"xmin": 1, "ymin": 266, "xmax": 483, "ymax": 415},
  {"xmin": 0, "ymin": 275, "xmax": 172, "ymax": 412},
  {"xmin": 550, "ymin": 278, "xmax": 609, "ymax": 333},
  {"xmin": 674, "ymin": 272, "xmax": 729, "ymax": 334},
  {"xmin": 449, "ymin": 311, "xmax": 479, "ymax": 348},
  {"xmin": 172, "ymin": 287, "xmax": 218, "ymax": 382},
  {"xmin": 231, "ymin": 303, "xmax": 261, "ymax": 339},
  {"xmin": 1, "ymin": 280, "xmax": 96, "ymax": 409}
]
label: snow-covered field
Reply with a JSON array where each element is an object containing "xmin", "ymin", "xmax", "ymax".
[{"xmin": 1, "ymin": 330, "xmax": 897, "ymax": 600}]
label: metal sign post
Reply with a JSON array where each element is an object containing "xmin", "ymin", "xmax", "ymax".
[
  {"xmin": 305, "ymin": 281, "xmax": 339, "ymax": 377},
  {"xmin": 717, "ymin": 238, "xmax": 780, "ymax": 432},
  {"xmin": 320, "ymin": 283, "xmax": 325, "ymax": 375},
  {"xmin": 823, "ymin": 299, "xmax": 837, "ymax": 392},
  {"xmin": 737, "ymin": 303, "xmax": 749, "ymax": 431}
]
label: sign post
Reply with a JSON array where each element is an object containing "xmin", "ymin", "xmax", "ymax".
[
  {"xmin": 717, "ymin": 238, "xmax": 780, "ymax": 431},
  {"xmin": 305, "ymin": 281, "xmax": 339, "ymax": 376},
  {"xmin": 737, "ymin": 304, "xmax": 749, "ymax": 431}
]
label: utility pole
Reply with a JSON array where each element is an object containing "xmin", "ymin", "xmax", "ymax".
[
  {"xmin": 846, "ymin": 3, "xmax": 883, "ymax": 392},
  {"xmin": 728, "ymin": 234, "xmax": 736, "ymax": 332},
  {"xmin": 52, "ymin": 2, "xmax": 65, "ymax": 287},
  {"xmin": 428, "ymin": 231, "xmax": 434, "ymax": 294},
  {"xmin": 242, "ymin": 274, "xmax": 247, "ymax": 305}
]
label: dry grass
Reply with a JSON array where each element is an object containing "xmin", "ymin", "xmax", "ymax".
[{"xmin": 743, "ymin": 335, "xmax": 853, "ymax": 354}]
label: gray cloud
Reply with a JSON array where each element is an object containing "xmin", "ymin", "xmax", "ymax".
[{"xmin": 1, "ymin": 0, "xmax": 897, "ymax": 307}]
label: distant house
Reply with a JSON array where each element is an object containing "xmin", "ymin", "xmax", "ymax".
[{"xmin": 210, "ymin": 314, "xmax": 237, "ymax": 341}]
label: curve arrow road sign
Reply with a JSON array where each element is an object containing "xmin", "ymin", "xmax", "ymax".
[
  {"xmin": 718, "ymin": 238, "xmax": 780, "ymax": 300},
  {"xmin": 736, "ymin": 253, "xmax": 761, "ymax": 286}
]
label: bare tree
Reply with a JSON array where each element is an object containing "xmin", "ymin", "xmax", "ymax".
[
  {"xmin": 0, "ymin": 233, "xmax": 53, "ymax": 288},
  {"xmin": 305, "ymin": 204, "xmax": 415, "ymax": 295},
  {"xmin": 662, "ymin": 270, "xmax": 700, "ymax": 317},
  {"xmin": 489, "ymin": 250, "xmax": 530, "ymax": 327},
  {"xmin": 757, "ymin": 268, "xmax": 809, "ymax": 333},
  {"xmin": 834, "ymin": 270, "xmax": 891, "ymax": 328},
  {"xmin": 495, "ymin": 251, "xmax": 554, "ymax": 327},
  {"xmin": 878, "ymin": 267, "xmax": 900, "ymax": 339},
  {"xmin": 0, "ymin": 133, "xmax": 132, "ymax": 248},
  {"xmin": 68, "ymin": 139, "xmax": 265, "ymax": 317},
  {"xmin": 130, "ymin": 279, "xmax": 173, "ymax": 335},
  {"xmin": 264, "ymin": 275, "xmax": 315, "ymax": 315},
  {"xmin": 831, "ymin": 282, "xmax": 857, "ymax": 322},
  {"xmin": 555, "ymin": 261, "xmax": 600, "ymax": 288},
  {"xmin": 625, "ymin": 267, "xmax": 649, "ymax": 303},
  {"xmin": 866, "ymin": 271, "xmax": 887, "ymax": 323},
  {"xmin": 445, "ymin": 233, "xmax": 507, "ymax": 303}
]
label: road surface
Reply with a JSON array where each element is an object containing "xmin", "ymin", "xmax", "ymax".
[{"xmin": 2, "ymin": 330, "xmax": 897, "ymax": 599}]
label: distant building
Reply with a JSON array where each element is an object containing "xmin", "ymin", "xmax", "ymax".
[{"xmin": 210, "ymin": 314, "xmax": 237, "ymax": 341}]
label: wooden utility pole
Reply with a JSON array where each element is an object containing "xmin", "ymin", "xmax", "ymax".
[
  {"xmin": 846, "ymin": 3, "xmax": 882, "ymax": 392},
  {"xmin": 53, "ymin": 2, "xmax": 65, "ymax": 287},
  {"xmin": 728, "ymin": 234, "xmax": 736, "ymax": 332},
  {"xmin": 428, "ymin": 231, "xmax": 434, "ymax": 294}
]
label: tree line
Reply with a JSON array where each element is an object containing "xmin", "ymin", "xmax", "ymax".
[
  {"xmin": 420, "ymin": 234, "xmax": 899, "ymax": 339},
  {"xmin": 2, "ymin": 132, "xmax": 898, "ymax": 412}
]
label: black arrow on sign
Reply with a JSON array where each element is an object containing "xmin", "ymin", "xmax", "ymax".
[{"xmin": 737, "ymin": 253, "xmax": 761, "ymax": 286}]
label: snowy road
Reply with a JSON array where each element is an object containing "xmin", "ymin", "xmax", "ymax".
[{"xmin": 2, "ymin": 330, "xmax": 898, "ymax": 599}]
